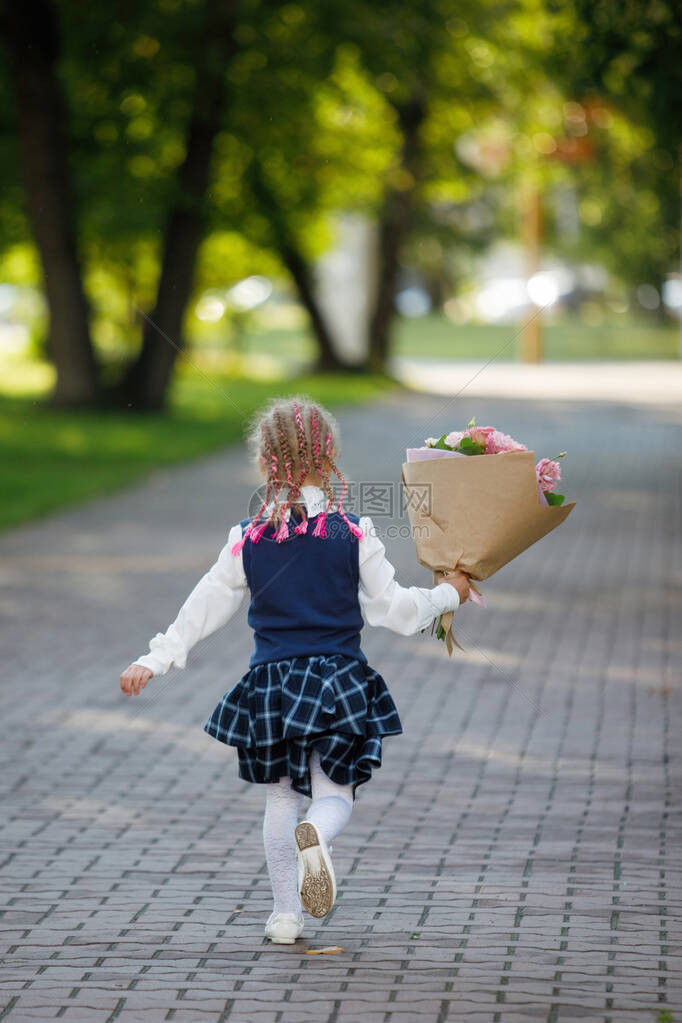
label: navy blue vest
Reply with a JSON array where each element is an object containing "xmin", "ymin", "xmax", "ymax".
[{"xmin": 240, "ymin": 510, "xmax": 366, "ymax": 668}]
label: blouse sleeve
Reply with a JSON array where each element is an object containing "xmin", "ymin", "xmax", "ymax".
[
  {"xmin": 357, "ymin": 515, "xmax": 460, "ymax": 636},
  {"xmin": 133, "ymin": 523, "xmax": 248, "ymax": 677}
]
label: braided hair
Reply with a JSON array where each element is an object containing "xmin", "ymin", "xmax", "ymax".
[{"xmin": 231, "ymin": 396, "xmax": 363, "ymax": 554}]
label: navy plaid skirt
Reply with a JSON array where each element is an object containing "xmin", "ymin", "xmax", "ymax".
[{"xmin": 203, "ymin": 654, "xmax": 403, "ymax": 798}]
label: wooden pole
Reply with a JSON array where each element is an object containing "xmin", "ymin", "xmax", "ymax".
[{"xmin": 520, "ymin": 181, "xmax": 543, "ymax": 363}]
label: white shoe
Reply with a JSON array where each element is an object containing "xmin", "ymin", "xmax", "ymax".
[
  {"xmin": 295, "ymin": 820, "xmax": 337, "ymax": 918},
  {"xmin": 264, "ymin": 911, "xmax": 304, "ymax": 944}
]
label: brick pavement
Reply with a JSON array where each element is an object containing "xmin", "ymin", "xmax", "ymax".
[{"xmin": 0, "ymin": 390, "xmax": 680, "ymax": 1022}]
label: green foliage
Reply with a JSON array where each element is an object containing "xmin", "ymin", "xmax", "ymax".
[
  {"xmin": 458, "ymin": 436, "xmax": 486, "ymax": 455},
  {"xmin": 539, "ymin": 0, "xmax": 681, "ymax": 285},
  {"xmin": 0, "ymin": 357, "xmax": 396, "ymax": 531},
  {"xmin": 0, "ymin": 0, "xmax": 678, "ymax": 373}
]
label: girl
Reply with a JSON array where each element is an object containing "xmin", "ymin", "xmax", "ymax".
[{"xmin": 120, "ymin": 396, "xmax": 470, "ymax": 944}]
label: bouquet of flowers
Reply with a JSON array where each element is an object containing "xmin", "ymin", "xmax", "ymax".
[{"xmin": 402, "ymin": 417, "xmax": 576, "ymax": 654}]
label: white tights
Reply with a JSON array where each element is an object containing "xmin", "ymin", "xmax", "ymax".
[{"xmin": 262, "ymin": 749, "xmax": 354, "ymax": 917}]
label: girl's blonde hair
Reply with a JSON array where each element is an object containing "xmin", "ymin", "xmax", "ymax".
[{"xmin": 231, "ymin": 394, "xmax": 363, "ymax": 554}]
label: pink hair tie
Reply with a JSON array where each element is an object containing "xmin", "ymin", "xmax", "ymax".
[
  {"xmin": 340, "ymin": 511, "xmax": 364, "ymax": 539},
  {"xmin": 294, "ymin": 510, "xmax": 309, "ymax": 534},
  {"xmin": 231, "ymin": 522, "xmax": 253, "ymax": 555},
  {"xmin": 275, "ymin": 517, "xmax": 290, "ymax": 542},
  {"xmin": 249, "ymin": 519, "xmax": 271, "ymax": 544},
  {"xmin": 312, "ymin": 512, "xmax": 327, "ymax": 538}
]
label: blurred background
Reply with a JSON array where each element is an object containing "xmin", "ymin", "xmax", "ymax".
[{"xmin": 1, "ymin": 0, "xmax": 680, "ymax": 529}]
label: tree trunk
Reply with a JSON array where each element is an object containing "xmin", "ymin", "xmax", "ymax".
[
  {"xmin": 367, "ymin": 92, "xmax": 427, "ymax": 374},
  {"xmin": 2, "ymin": 0, "xmax": 100, "ymax": 406},
  {"xmin": 247, "ymin": 160, "xmax": 354, "ymax": 373},
  {"xmin": 112, "ymin": 0, "xmax": 237, "ymax": 411},
  {"xmin": 425, "ymin": 269, "xmax": 446, "ymax": 311},
  {"xmin": 281, "ymin": 242, "xmax": 348, "ymax": 372}
]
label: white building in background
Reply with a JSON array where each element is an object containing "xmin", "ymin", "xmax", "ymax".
[{"xmin": 314, "ymin": 213, "xmax": 378, "ymax": 365}]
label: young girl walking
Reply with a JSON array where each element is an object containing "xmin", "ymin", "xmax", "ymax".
[{"xmin": 120, "ymin": 396, "xmax": 470, "ymax": 944}]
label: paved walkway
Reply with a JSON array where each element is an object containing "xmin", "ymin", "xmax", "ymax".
[
  {"xmin": 390, "ymin": 358, "xmax": 682, "ymax": 405},
  {"xmin": 1, "ymin": 389, "xmax": 680, "ymax": 1022}
]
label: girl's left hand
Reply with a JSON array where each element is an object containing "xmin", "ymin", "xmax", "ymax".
[{"xmin": 120, "ymin": 663, "xmax": 153, "ymax": 696}]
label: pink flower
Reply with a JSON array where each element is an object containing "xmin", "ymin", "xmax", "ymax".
[
  {"xmin": 467, "ymin": 425, "xmax": 496, "ymax": 447},
  {"xmin": 441, "ymin": 421, "xmax": 529, "ymax": 455},
  {"xmin": 536, "ymin": 458, "xmax": 562, "ymax": 492},
  {"xmin": 485, "ymin": 430, "xmax": 528, "ymax": 454}
]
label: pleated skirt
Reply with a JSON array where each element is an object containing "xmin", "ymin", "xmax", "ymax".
[{"xmin": 203, "ymin": 653, "xmax": 403, "ymax": 798}]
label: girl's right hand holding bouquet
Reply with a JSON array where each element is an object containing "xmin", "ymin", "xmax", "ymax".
[{"xmin": 441, "ymin": 570, "xmax": 471, "ymax": 605}]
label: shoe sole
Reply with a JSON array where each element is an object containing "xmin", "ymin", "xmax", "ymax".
[
  {"xmin": 267, "ymin": 935, "xmax": 296, "ymax": 944},
  {"xmin": 295, "ymin": 822, "xmax": 335, "ymax": 918}
]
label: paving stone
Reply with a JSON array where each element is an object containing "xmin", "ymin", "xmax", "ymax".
[{"xmin": 0, "ymin": 392, "xmax": 680, "ymax": 1021}]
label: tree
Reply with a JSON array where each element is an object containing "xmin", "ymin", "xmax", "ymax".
[
  {"xmin": 5, "ymin": 0, "xmax": 676, "ymax": 407},
  {"xmin": 545, "ymin": 0, "xmax": 681, "ymax": 294},
  {"xmin": 332, "ymin": 0, "xmax": 511, "ymax": 370},
  {"xmin": 1, "ymin": 0, "xmax": 100, "ymax": 406},
  {"xmin": 219, "ymin": 0, "xmax": 504, "ymax": 373},
  {"xmin": 0, "ymin": 0, "xmax": 526, "ymax": 394},
  {"xmin": 111, "ymin": 0, "xmax": 239, "ymax": 409},
  {"xmin": 214, "ymin": 2, "xmax": 357, "ymax": 372},
  {"xmin": 1, "ymin": 0, "xmax": 242, "ymax": 410}
]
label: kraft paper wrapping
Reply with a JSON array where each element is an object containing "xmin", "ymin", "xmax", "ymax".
[{"xmin": 401, "ymin": 451, "xmax": 577, "ymax": 655}]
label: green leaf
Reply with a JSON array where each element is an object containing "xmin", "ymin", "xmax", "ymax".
[
  {"xmin": 467, "ymin": 416, "xmax": 476, "ymax": 429},
  {"xmin": 459, "ymin": 437, "xmax": 485, "ymax": 455},
  {"xmin": 546, "ymin": 492, "xmax": 565, "ymax": 506},
  {"xmin": 433, "ymin": 433, "xmax": 452, "ymax": 450}
]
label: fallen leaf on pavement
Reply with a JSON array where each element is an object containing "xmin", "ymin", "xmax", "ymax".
[{"xmin": 305, "ymin": 946, "xmax": 344, "ymax": 955}]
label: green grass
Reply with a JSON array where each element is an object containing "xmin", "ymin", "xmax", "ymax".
[
  {"xmin": 0, "ymin": 359, "xmax": 396, "ymax": 532},
  {"xmin": 231, "ymin": 316, "xmax": 679, "ymax": 363},
  {"xmin": 394, "ymin": 316, "xmax": 679, "ymax": 361}
]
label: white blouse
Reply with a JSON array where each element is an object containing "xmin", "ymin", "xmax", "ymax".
[{"xmin": 133, "ymin": 485, "xmax": 460, "ymax": 677}]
